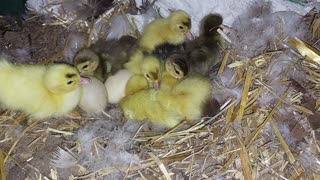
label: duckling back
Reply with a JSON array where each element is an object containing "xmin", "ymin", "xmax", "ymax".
[
  {"xmin": 157, "ymin": 76, "xmax": 211, "ymax": 121},
  {"xmin": 92, "ymin": 35, "xmax": 138, "ymax": 76},
  {"xmin": 120, "ymin": 89, "xmax": 182, "ymax": 128}
]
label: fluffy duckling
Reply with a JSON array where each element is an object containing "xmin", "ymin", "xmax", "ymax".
[
  {"xmin": 186, "ymin": 14, "xmax": 224, "ymax": 75},
  {"xmin": 139, "ymin": 10, "xmax": 192, "ymax": 53},
  {"xmin": 120, "ymin": 76, "xmax": 212, "ymax": 127},
  {"xmin": 79, "ymin": 76, "xmax": 108, "ymax": 115},
  {"xmin": 165, "ymin": 53, "xmax": 188, "ymax": 79},
  {"xmin": 160, "ymin": 54, "xmax": 189, "ymax": 90},
  {"xmin": 74, "ymin": 35, "xmax": 137, "ymax": 82},
  {"xmin": 124, "ymin": 51, "xmax": 161, "ymax": 89},
  {"xmin": 0, "ymin": 58, "xmax": 85, "ymax": 119},
  {"xmin": 104, "ymin": 69, "xmax": 134, "ymax": 104},
  {"xmin": 73, "ymin": 48, "xmax": 106, "ymax": 81},
  {"xmin": 120, "ymin": 89, "xmax": 183, "ymax": 128},
  {"xmin": 157, "ymin": 76, "xmax": 212, "ymax": 121},
  {"xmin": 125, "ymin": 55, "xmax": 188, "ymax": 95},
  {"xmin": 125, "ymin": 74, "xmax": 149, "ymax": 96}
]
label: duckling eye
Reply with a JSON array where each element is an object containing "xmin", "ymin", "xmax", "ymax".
[
  {"xmin": 178, "ymin": 25, "xmax": 184, "ymax": 30},
  {"xmin": 145, "ymin": 74, "xmax": 150, "ymax": 79},
  {"xmin": 175, "ymin": 69, "xmax": 180, "ymax": 75},
  {"xmin": 82, "ymin": 64, "xmax": 89, "ymax": 70},
  {"xmin": 67, "ymin": 81, "xmax": 73, "ymax": 85}
]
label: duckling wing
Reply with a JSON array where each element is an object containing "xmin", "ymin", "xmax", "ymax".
[{"xmin": 186, "ymin": 37, "xmax": 222, "ymax": 75}]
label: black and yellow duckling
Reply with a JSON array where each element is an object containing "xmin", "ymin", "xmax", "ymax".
[
  {"xmin": 73, "ymin": 35, "xmax": 138, "ymax": 82},
  {"xmin": 160, "ymin": 53, "xmax": 188, "ymax": 91}
]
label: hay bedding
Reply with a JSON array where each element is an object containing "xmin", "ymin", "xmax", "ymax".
[{"xmin": 0, "ymin": 0, "xmax": 320, "ymax": 179}]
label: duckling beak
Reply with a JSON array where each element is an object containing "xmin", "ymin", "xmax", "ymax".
[
  {"xmin": 185, "ymin": 31, "xmax": 194, "ymax": 40},
  {"xmin": 78, "ymin": 76, "xmax": 91, "ymax": 85},
  {"xmin": 153, "ymin": 81, "xmax": 160, "ymax": 90}
]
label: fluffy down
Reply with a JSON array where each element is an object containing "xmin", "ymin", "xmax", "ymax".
[
  {"xmin": 0, "ymin": 58, "xmax": 82, "ymax": 119},
  {"xmin": 105, "ymin": 69, "xmax": 134, "ymax": 104}
]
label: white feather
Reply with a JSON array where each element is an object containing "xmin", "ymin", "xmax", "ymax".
[
  {"xmin": 50, "ymin": 147, "xmax": 78, "ymax": 169},
  {"xmin": 26, "ymin": 0, "xmax": 61, "ymax": 15},
  {"xmin": 64, "ymin": 33, "xmax": 88, "ymax": 63},
  {"xmin": 77, "ymin": 120, "xmax": 140, "ymax": 174},
  {"xmin": 106, "ymin": 15, "xmax": 133, "ymax": 40}
]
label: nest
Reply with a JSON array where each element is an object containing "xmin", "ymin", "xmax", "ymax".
[{"xmin": 1, "ymin": 1, "xmax": 320, "ymax": 179}]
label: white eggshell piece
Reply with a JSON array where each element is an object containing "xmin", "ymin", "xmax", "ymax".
[
  {"xmin": 79, "ymin": 76, "xmax": 108, "ymax": 114},
  {"xmin": 104, "ymin": 69, "xmax": 133, "ymax": 104}
]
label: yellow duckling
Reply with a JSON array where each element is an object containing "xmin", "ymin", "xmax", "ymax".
[
  {"xmin": 120, "ymin": 76, "xmax": 212, "ymax": 128},
  {"xmin": 124, "ymin": 51, "xmax": 161, "ymax": 89},
  {"xmin": 157, "ymin": 76, "xmax": 212, "ymax": 121},
  {"xmin": 125, "ymin": 74, "xmax": 149, "ymax": 96},
  {"xmin": 139, "ymin": 10, "xmax": 192, "ymax": 53},
  {"xmin": 120, "ymin": 89, "xmax": 183, "ymax": 128},
  {"xmin": 0, "ymin": 58, "xmax": 86, "ymax": 119}
]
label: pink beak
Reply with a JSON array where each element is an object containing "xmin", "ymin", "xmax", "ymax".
[
  {"xmin": 185, "ymin": 31, "xmax": 194, "ymax": 40},
  {"xmin": 78, "ymin": 76, "xmax": 91, "ymax": 85},
  {"xmin": 153, "ymin": 81, "xmax": 160, "ymax": 90}
]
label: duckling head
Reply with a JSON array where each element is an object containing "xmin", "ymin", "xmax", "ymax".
[
  {"xmin": 73, "ymin": 48, "xmax": 100, "ymax": 76},
  {"xmin": 44, "ymin": 64, "xmax": 81, "ymax": 94},
  {"xmin": 200, "ymin": 14, "xmax": 223, "ymax": 37},
  {"xmin": 140, "ymin": 56, "xmax": 161, "ymax": 89},
  {"xmin": 165, "ymin": 54, "xmax": 188, "ymax": 79},
  {"xmin": 169, "ymin": 10, "xmax": 193, "ymax": 40}
]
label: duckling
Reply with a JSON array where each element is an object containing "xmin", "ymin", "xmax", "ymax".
[
  {"xmin": 73, "ymin": 48, "xmax": 106, "ymax": 81},
  {"xmin": 125, "ymin": 55, "xmax": 188, "ymax": 95},
  {"xmin": 165, "ymin": 53, "xmax": 188, "ymax": 79},
  {"xmin": 124, "ymin": 51, "xmax": 161, "ymax": 89},
  {"xmin": 125, "ymin": 74, "xmax": 149, "ymax": 96},
  {"xmin": 120, "ymin": 89, "xmax": 183, "ymax": 128},
  {"xmin": 121, "ymin": 76, "xmax": 212, "ymax": 127},
  {"xmin": 74, "ymin": 35, "xmax": 138, "ymax": 82},
  {"xmin": 160, "ymin": 54, "xmax": 188, "ymax": 90},
  {"xmin": 157, "ymin": 76, "xmax": 212, "ymax": 121},
  {"xmin": 79, "ymin": 76, "xmax": 108, "ymax": 115},
  {"xmin": 139, "ymin": 10, "xmax": 192, "ymax": 53},
  {"xmin": 104, "ymin": 69, "xmax": 134, "ymax": 104},
  {"xmin": 186, "ymin": 14, "xmax": 224, "ymax": 75},
  {"xmin": 0, "ymin": 58, "xmax": 85, "ymax": 119}
]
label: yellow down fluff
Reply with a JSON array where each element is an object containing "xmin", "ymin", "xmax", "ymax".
[{"xmin": 0, "ymin": 58, "xmax": 82, "ymax": 119}]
